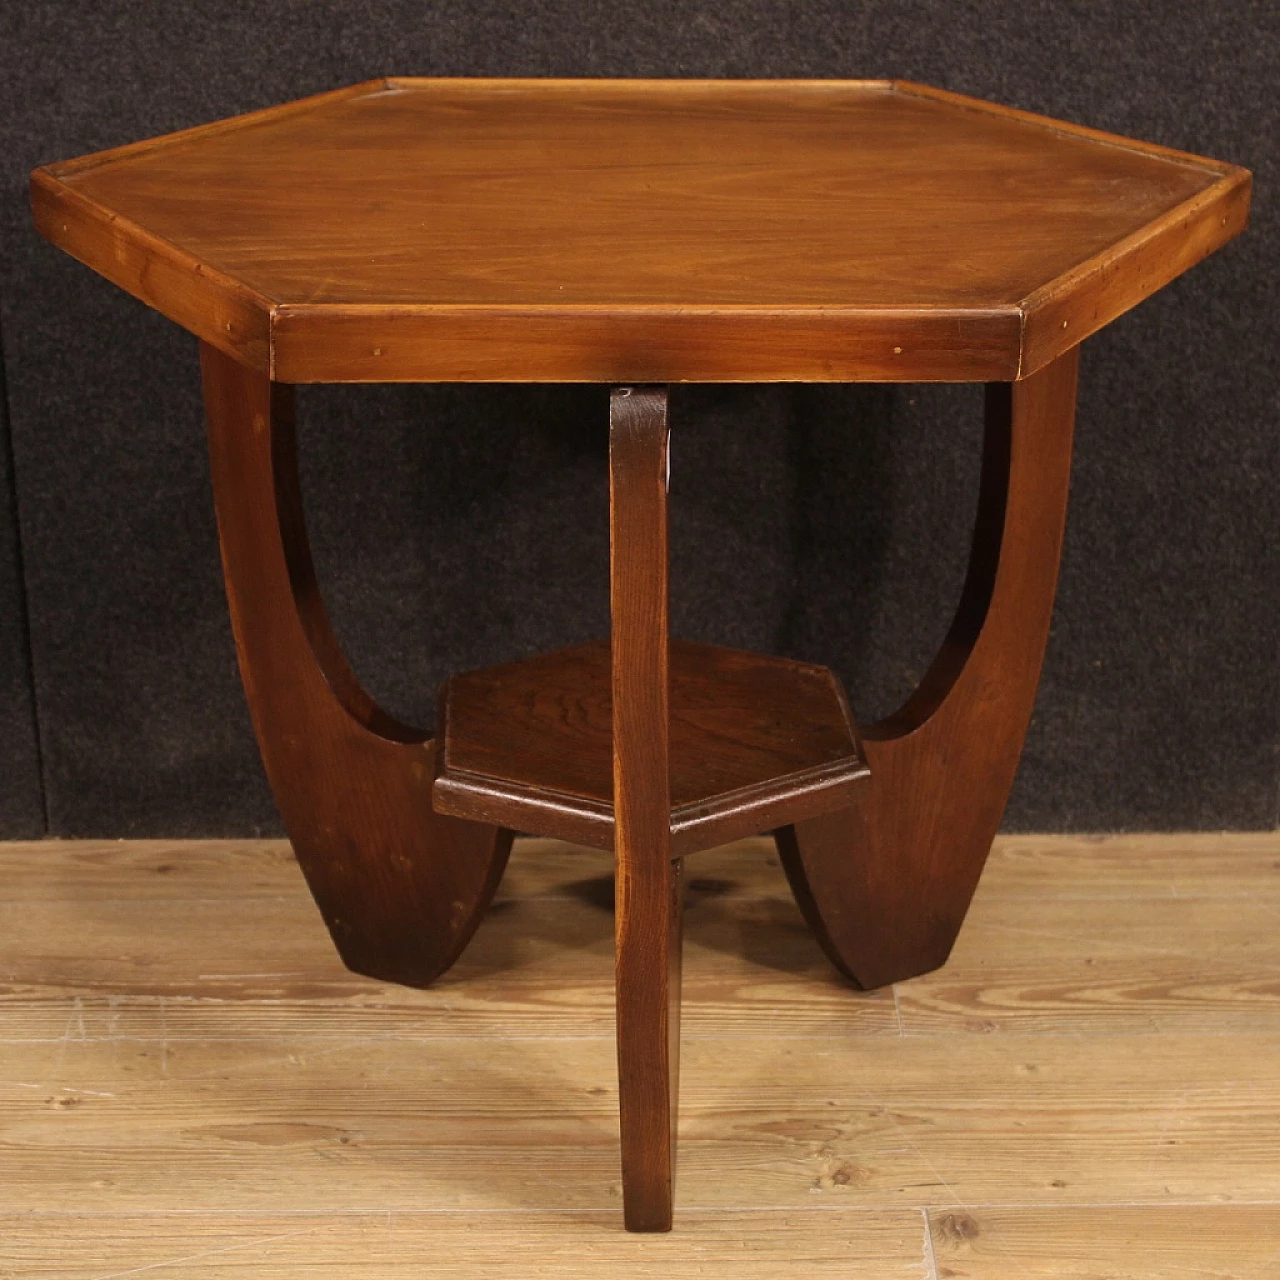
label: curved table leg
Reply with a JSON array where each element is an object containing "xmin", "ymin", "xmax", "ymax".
[
  {"xmin": 610, "ymin": 386, "xmax": 683, "ymax": 1232},
  {"xmin": 776, "ymin": 347, "xmax": 1080, "ymax": 990},
  {"xmin": 201, "ymin": 343, "xmax": 513, "ymax": 988}
]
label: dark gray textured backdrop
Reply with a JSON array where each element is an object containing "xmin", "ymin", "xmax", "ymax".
[{"xmin": 0, "ymin": 2, "xmax": 1275, "ymax": 839}]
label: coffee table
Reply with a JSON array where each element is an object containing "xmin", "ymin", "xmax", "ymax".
[{"xmin": 32, "ymin": 78, "xmax": 1250, "ymax": 1231}]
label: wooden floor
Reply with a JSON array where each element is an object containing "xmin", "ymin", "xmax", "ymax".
[{"xmin": 2, "ymin": 832, "xmax": 1279, "ymax": 1278}]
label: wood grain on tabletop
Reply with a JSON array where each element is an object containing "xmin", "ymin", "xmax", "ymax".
[{"xmin": 30, "ymin": 78, "xmax": 1249, "ymax": 383}]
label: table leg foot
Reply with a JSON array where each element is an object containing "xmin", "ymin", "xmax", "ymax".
[
  {"xmin": 616, "ymin": 857, "xmax": 684, "ymax": 1231},
  {"xmin": 776, "ymin": 348, "xmax": 1081, "ymax": 990},
  {"xmin": 200, "ymin": 343, "xmax": 513, "ymax": 988},
  {"xmin": 610, "ymin": 386, "xmax": 681, "ymax": 1231}
]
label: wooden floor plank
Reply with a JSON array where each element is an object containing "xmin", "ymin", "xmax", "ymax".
[
  {"xmin": 899, "ymin": 893, "xmax": 1280, "ymax": 1035},
  {"xmin": 2, "ymin": 1032, "xmax": 1278, "ymax": 1212},
  {"xmin": 928, "ymin": 1206, "xmax": 1280, "ymax": 1278},
  {"xmin": 0, "ymin": 1210, "xmax": 927, "ymax": 1278},
  {"xmin": 1, "ymin": 832, "xmax": 1278, "ymax": 1277},
  {"xmin": 976, "ymin": 833, "xmax": 1280, "ymax": 900},
  {"xmin": 0, "ymin": 889, "xmax": 893, "ymax": 1043},
  {"xmin": 5, "ymin": 833, "xmax": 1276, "ymax": 902},
  {"xmin": 0, "ymin": 840, "xmax": 301, "ymax": 902},
  {"xmin": 0, "ymin": 837, "xmax": 750, "ymax": 903}
]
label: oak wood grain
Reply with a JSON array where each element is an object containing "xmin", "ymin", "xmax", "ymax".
[
  {"xmin": 434, "ymin": 640, "xmax": 868, "ymax": 856},
  {"xmin": 270, "ymin": 305, "xmax": 1024, "ymax": 384},
  {"xmin": 32, "ymin": 79, "xmax": 1249, "ymax": 383}
]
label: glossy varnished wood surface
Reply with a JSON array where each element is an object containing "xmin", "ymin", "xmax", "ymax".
[
  {"xmin": 3, "ymin": 832, "xmax": 1280, "ymax": 1275},
  {"xmin": 32, "ymin": 78, "xmax": 1249, "ymax": 382},
  {"xmin": 434, "ymin": 638, "xmax": 869, "ymax": 855},
  {"xmin": 607, "ymin": 386, "xmax": 681, "ymax": 1230}
]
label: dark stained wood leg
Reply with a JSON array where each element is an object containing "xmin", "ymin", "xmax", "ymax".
[
  {"xmin": 609, "ymin": 385, "xmax": 683, "ymax": 1232},
  {"xmin": 776, "ymin": 347, "xmax": 1081, "ymax": 990},
  {"xmin": 200, "ymin": 343, "xmax": 513, "ymax": 988}
]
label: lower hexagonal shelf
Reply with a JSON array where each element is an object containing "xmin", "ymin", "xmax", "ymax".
[{"xmin": 433, "ymin": 639, "xmax": 869, "ymax": 857}]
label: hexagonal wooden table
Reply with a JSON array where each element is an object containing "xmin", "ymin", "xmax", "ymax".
[{"xmin": 32, "ymin": 78, "xmax": 1250, "ymax": 1231}]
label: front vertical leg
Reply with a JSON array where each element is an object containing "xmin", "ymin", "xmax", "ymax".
[{"xmin": 610, "ymin": 385, "xmax": 683, "ymax": 1232}]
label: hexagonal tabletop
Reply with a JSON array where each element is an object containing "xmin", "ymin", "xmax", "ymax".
[
  {"xmin": 33, "ymin": 78, "xmax": 1248, "ymax": 384},
  {"xmin": 434, "ymin": 639, "xmax": 869, "ymax": 856}
]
